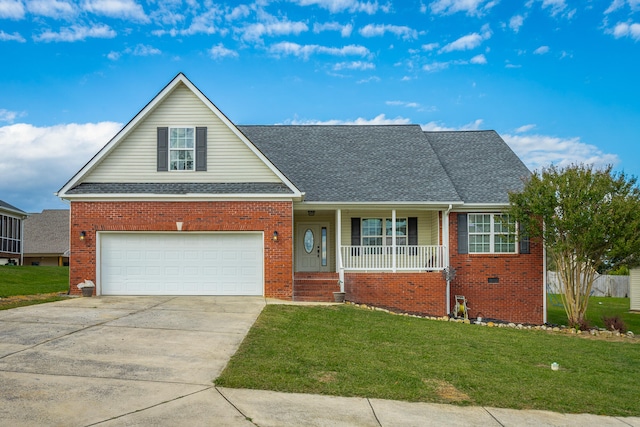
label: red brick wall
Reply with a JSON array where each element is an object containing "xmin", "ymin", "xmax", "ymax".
[
  {"xmin": 70, "ymin": 201, "xmax": 293, "ymax": 297},
  {"xmin": 345, "ymin": 272, "xmax": 447, "ymax": 316},
  {"xmin": 449, "ymin": 213, "xmax": 544, "ymax": 324}
]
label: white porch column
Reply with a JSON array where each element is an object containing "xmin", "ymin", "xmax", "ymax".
[
  {"xmin": 392, "ymin": 209, "xmax": 396, "ymax": 273},
  {"xmin": 336, "ymin": 209, "xmax": 344, "ymax": 292}
]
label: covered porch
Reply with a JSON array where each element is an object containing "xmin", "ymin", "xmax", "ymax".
[{"xmin": 292, "ymin": 206, "xmax": 451, "ymax": 313}]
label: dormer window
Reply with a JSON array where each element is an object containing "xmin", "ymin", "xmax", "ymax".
[{"xmin": 169, "ymin": 127, "xmax": 195, "ymax": 171}]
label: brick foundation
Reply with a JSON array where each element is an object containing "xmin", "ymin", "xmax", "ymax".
[
  {"xmin": 70, "ymin": 201, "xmax": 293, "ymax": 298},
  {"xmin": 345, "ymin": 272, "xmax": 447, "ymax": 317}
]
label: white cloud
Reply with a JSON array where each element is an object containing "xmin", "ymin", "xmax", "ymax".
[
  {"xmin": 333, "ymin": 60, "xmax": 374, "ymax": 70},
  {"xmin": 239, "ymin": 19, "xmax": 308, "ymax": 42},
  {"xmin": 0, "ymin": 121, "xmax": 122, "ymax": 211},
  {"xmin": 293, "ymin": 0, "xmax": 381, "ymax": 14},
  {"xmin": 359, "ymin": 24, "xmax": 418, "ymax": 40},
  {"xmin": 226, "ymin": 4, "xmax": 250, "ymax": 21},
  {"xmin": 209, "ymin": 43, "xmax": 239, "ymax": 59},
  {"xmin": 357, "ymin": 76, "xmax": 381, "ymax": 83},
  {"xmin": 313, "ymin": 22, "xmax": 353, "ymax": 37},
  {"xmin": 0, "ymin": 0, "xmax": 25, "ymax": 19},
  {"xmin": 109, "ymin": 43, "xmax": 161, "ymax": 60},
  {"xmin": 0, "ymin": 30, "xmax": 25, "ymax": 41},
  {"xmin": 269, "ymin": 41, "xmax": 369, "ymax": 59},
  {"xmin": 27, "ymin": 0, "xmax": 76, "ymax": 18},
  {"xmin": 470, "ymin": 53, "xmax": 487, "ymax": 64},
  {"xmin": 534, "ymin": 45, "xmax": 550, "ymax": 54},
  {"xmin": 283, "ymin": 113, "xmax": 411, "ymax": 125},
  {"xmin": 440, "ymin": 25, "xmax": 491, "ymax": 53},
  {"xmin": 386, "ymin": 100, "xmax": 422, "ymax": 109},
  {"xmin": 83, "ymin": 0, "xmax": 149, "ymax": 22},
  {"xmin": 421, "ymin": 42, "xmax": 439, "ymax": 51},
  {"xmin": 610, "ymin": 21, "xmax": 640, "ymax": 40},
  {"xmin": 0, "ymin": 109, "xmax": 23, "ymax": 123},
  {"xmin": 33, "ymin": 24, "xmax": 117, "ymax": 42},
  {"xmin": 509, "ymin": 14, "xmax": 524, "ymax": 32},
  {"xmin": 429, "ymin": 0, "xmax": 497, "ymax": 16},
  {"xmin": 423, "ymin": 61, "xmax": 451, "ymax": 72},
  {"xmin": 421, "ymin": 119, "xmax": 484, "ymax": 131},
  {"xmin": 527, "ymin": 0, "xmax": 575, "ymax": 18},
  {"xmin": 515, "ymin": 124, "xmax": 536, "ymax": 133},
  {"xmin": 605, "ymin": 0, "xmax": 626, "ymax": 14},
  {"xmin": 502, "ymin": 133, "xmax": 620, "ymax": 171},
  {"xmin": 441, "ymin": 33, "xmax": 483, "ymax": 52}
]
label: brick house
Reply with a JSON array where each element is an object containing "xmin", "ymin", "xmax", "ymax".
[{"xmin": 57, "ymin": 73, "xmax": 545, "ymax": 324}]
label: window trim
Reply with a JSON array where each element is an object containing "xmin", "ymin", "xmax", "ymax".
[
  {"xmin": 361, "ymin": 217, "xmax": 408, "ymax": 246},
  {"xmin": 467, "ymin": 213, "xmax": 517, "ymax": 254},
  {"xmin": 168, "ymin": 126, "xmax": 196, "ymax": 172}
]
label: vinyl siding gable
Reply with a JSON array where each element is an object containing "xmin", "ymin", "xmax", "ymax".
[{"xmin": 83, "ymin": 83, "xmax": 280, "ymax": 184}]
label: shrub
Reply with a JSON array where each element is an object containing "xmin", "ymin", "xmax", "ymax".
[
  {"xmin": 570, "ymin": 317, "xmax": 592, "ymax": 331},
  {"xmin": 602, "ymin": 315, "xmax": 627, "ymax": 333}
]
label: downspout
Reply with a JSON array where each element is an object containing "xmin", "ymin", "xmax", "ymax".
[{"xmin": 444, "ymin": 204, "xmax": 453, "ymax": 316}]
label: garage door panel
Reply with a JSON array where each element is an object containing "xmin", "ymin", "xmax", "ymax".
[{"xmin": 100, "ymin": 233, "xmax": 263, "ymax": 296}]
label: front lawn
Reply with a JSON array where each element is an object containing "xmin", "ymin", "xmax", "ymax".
[
  {"xmin": 216, "ymin": 304, "xmax": 639, "ymax": 417},
  {"xmin": 0, "ymin": 266, "xmax": 69, "ymax": 309}
]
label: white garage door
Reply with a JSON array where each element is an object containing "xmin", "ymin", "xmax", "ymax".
[{"xmin": 100, "ymin": 233, "xmax": 263, "ymax": 296}]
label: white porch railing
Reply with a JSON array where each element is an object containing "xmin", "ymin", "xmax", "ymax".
[{"xmin": 340, "ymin": 245, "xmax": 445, "ymax": 271}]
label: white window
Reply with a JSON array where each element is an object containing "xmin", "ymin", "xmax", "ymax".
[
  {"xmin": 468, "ymin": 214, "xmax": 516, "ymax": 253},
  {"xmin": 169, "ymin": 127, "xmax": 195, "ymax": 171},
  {"xmin": 362, "ymin": 218, "xmax": 408, "ymax": 246}
]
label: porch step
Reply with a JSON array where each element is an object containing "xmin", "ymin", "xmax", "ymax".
[{"xmin": 294, "ymin": 272, "xmax": 340, "ymax": 302}]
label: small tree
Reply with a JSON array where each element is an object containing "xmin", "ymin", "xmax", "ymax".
[{"xmin": 509, "ymin": 164, "xmax": 640, "ymax": 328}]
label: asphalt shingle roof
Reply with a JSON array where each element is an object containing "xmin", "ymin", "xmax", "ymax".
[
  {"xmin": 23, "ymin": 209, "xmax": 70, "ymax": 255},
  {"xmin": 425, "ymin": 131, "xmax": 531, "ymax": 204},
  {"xmin": 239, "ymin": 125, "xmax": 462, "ymax": 203},
  {"xmin": 66, "ymin": 182, "xmax": 294, "ymax": 195},
  {"xmin": 0, "ymin": 200, "xmax": 26, "ymax": 214}
]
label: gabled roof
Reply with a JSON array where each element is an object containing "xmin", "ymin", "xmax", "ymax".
[
  {"xmin": 57, "ymin": 73, "xmax": 301, "ymax": 200},
  {"xmin": 0, "ymin": 200, "xmax": 27, "ymax": 217},
  {"xmin": 239, "ymin": 125, "xmax": 462, "ymax": 204},
  {"xmin": 23, "ymin": 209, "xmax": 69, "ymax": 255},
  {"xmin": 425, "ymin": 131, "xmax": 530, "ymax": 204}
]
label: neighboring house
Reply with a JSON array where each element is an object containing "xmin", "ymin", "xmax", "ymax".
[
  {"xmin": 631, "ymin": 268, "xmax": 640, "ymax": 312},
  {"xmin": 57, "ymin": 73, "xmax": 544, "ymax": 324},
  {"xmin": 0, "ymin": 200, "xmax": 27, "ymax": 265},
  {"xmin": 23, "ymin": 209, "xmax": 70, "ymax": 266}
]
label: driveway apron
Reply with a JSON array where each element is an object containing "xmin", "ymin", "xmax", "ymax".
[{"xmin": 0, "ymin": 296, "xmax": 265, "ymax": 426}]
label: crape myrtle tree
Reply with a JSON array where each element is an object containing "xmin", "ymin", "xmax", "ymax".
[{"xmin": 509, "ymin": 164, "xmax": 640, "ymax": 328}]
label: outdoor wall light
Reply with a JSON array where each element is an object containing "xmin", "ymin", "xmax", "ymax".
[
  {"xmin": 273, "ymin": 231, "xmax": 278, "ymax": 241},
  {"xmin": 80, "ymin": 231, "xmax": 86, "ymax": 240},
  {"xmin": 176, "ymin": 221, "xmax": 183, "ymax": 231},
  {"xmin": 308, "ymin": 210, "xmax": 315, "ymax": 216}
]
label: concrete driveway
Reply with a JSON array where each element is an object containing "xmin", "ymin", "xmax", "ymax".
[{"xmin": 0, "ymin": 296, "xmax": 265, "ymax": 426}]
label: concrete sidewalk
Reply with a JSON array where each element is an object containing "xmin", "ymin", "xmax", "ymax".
[{"xmin": 0, "ymin": 296, "xmax": 638, "ymax": 426}]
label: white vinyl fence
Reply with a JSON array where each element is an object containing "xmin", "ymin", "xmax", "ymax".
[{"xmin": 547, "ymin": 271, "xmax": 630, "ymax": 298}]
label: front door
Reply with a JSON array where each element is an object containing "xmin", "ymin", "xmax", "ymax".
[{"xmin": 296, "ymin": 223, "xmax": 329, "ymax": 272}]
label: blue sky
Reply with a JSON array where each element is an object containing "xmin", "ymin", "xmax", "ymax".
[{"xmin": 1, "ymin": 0, "xmax": 639, "ymax": 213}]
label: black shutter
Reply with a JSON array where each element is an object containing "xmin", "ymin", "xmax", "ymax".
[
  {"xmin": 351, "ymin": 218, "xmax": 361, "ymax": 245},
  {"xmin": 457, "ymin": 213, "xmax": 468, "ymax": 254},
  {"xmin": 195, "ymin": 127, "xmax": 207, "ymax": 171},
  {"xmin": 351, "ymin": 218, "xmax": 361, "ymax": 256},
  {"xmin": 408, "ymin": 217, "xmax": 418, "ymax": 245},
  {"xmin": 519, "ymin": 222, "xmax": 530, "ymax": 254},
  {"xmin": 157, "ymin": 127, "xmax": 168, "ymax": 171}
]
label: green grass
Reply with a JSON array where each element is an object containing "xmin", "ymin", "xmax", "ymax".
[
  {"xmin": 0, "ymin": 265, "xmax": 69, "ymax": 297},
  {"xmin": 547, "ymin": 294, "xmax": 640, "ymax": 333},
  {"xmin": 0, "ymin": 296, "xmax": 68, "ymax": 310},
  {"xmin": 217, "ymin": 304, "xmax": 640, "ymax": 417}
]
